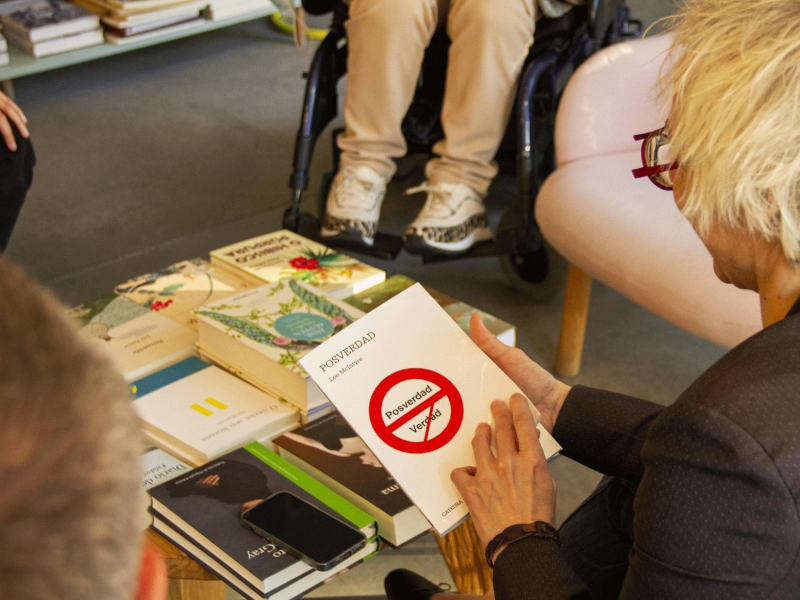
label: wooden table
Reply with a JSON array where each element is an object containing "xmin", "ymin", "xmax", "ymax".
[{"xmin": 149, "ymin": 517, "xmax": 493, "ymax": 600}]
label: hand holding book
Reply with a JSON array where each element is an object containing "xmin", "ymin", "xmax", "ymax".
[
  {"xmin": 450, "ymin": 395, "xmax": 557, "ymax": 563},
  {"xmin": 469, "ymin": 313, "xmax": 571, "ymax": 435}
]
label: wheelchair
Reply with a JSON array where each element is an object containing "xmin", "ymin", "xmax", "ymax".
[{"xmin": 284, "ymin": 0, "xmax": 641, "ymax": 300}]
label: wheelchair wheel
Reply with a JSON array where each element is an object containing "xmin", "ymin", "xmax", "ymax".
[{"xmin": 498, "ymin": 206, "xmax": 567, "ymax": 302}]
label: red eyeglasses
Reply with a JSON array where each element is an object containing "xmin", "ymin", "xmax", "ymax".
[{"xmin": 632, "ymin": 123, "xmax": 680, "ymax": 191}]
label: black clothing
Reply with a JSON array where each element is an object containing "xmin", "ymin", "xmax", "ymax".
[
  {"xmin": 0, "ymin": 123, "xmax": 34, "ymax": 252},
  {"xmin": 494, "ymin": 301, "xmax": 800, "ymax": 599}
]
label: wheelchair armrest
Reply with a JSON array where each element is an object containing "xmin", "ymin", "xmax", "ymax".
[
  {"xmin": 301, "ymin": 0, "xmax": 340, "ymax": 15},
  {"xmin": 554, "ymin": 34, "xmax": 673, "ymax": 166}
]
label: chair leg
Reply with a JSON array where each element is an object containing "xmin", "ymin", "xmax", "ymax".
[
  {"xmin": 435, "ymin": 518, "xmax": 493, "ymax": 595},
  {"xmin": 556, "ymin": 264, "xmax": 592, "ymax": 377}
]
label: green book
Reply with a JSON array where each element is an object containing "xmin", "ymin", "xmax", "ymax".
[{"xmin": 343, "ymin": 274, "xmax": 516, "ymax": 346}]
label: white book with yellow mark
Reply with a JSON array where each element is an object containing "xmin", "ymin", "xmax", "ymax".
[{"xmin": 131, "ymin": 357, "xmax": 299, "ymax": 466}]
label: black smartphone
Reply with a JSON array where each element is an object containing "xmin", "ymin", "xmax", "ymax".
[{"xmin": 240, "ymin": 491, "xmax": 367, "ymax": 571}]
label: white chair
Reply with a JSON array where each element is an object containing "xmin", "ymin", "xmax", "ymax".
[{"xmin": 535, "ymin": 34, "xmax": 762, "ymax": 376}]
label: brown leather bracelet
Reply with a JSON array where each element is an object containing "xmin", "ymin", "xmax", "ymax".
[{"xmin": 485, "ymin": 521, "xmax": 560, "ymax": 568}]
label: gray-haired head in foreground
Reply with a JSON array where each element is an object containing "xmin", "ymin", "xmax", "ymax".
[{"xmin": 0, "ymin": 258, "xmax": 143, "ymax": 600}]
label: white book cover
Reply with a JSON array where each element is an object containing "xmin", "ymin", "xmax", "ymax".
[
  {"xmin": 299, "ymin": 284, "xmax": 562, "ymax": 536},
  {"xmin": 69, "ymin": 294, "xmax": 196, "ymax": 382},
  {"xmin": 140, "ymin": 448, "xmax": 190, "ymax": 530},
  {"xmin": 132, "ymin": 357, "xmax": 299, "ymax": 465}
]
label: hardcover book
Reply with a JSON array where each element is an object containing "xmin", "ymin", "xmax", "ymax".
[
  {"xmin": 0, "ymin": 0, "xmax": 99, "ymax": 41},
  {"xmin": 152, "ymin": 518, "xmax": 378, "ymax": 600},
  {"xmin": 132, "ymin": 357, "xmax": 299, "ymax": 466},
  {"xmin": 4, "ymin": 25, "xmax": 102, "ymax": 56},
  {"xmin": 209, "ymin": 230, "xmax": 385, "ymax": 299},
  {"xmin": 343, "ymin": 274, "xmax": 516, "ymax": 347},
  {"xmin": 68, "ymin": 294, "xmax": 196, "ymax": 381},
  {"xmin": 194, "ymin": 279, "xmax": 364, "ymax": 414},
  {"xmin": 115, "ymin": 258, "xmax": 251, "ymax": 330},
  {"xmin": 140, "ymin": 448, "xmax": 190, "ymax": 530},
  {"xmin": 274, "ymin": 412, "xmax": 430, "ymax": 546},
  {"xmin": 299, "ymin": 284, "xmax": 562, "ymax": 536},
  {"xmin": 148, "ymin": 442, "xmax": 377, "ymax": 595}
]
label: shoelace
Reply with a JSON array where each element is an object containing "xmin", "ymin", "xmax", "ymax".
[
  {"xmin": 335, "ymin": 166, "xmax": 376, "ymax": 208},
  {"xmin": 406, "ymin": 183, "xmax": 457, "ymax": 217}
]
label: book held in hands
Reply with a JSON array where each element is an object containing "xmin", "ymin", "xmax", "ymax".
[{"xmin": 299, "ymin": 284, "xmax": 561, "ymax": 536}]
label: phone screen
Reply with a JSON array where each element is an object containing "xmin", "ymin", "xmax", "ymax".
[{"xmin": 242, "ymin": 492, "xmax": 366, "ymax": 567}]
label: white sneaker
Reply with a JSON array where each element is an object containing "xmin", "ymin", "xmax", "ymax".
[
  {"xmin": 321, "ymin": 165, "xmax": 388, "ymax": 247},
  {"xmin": 404, "ymin": 182, "xmax": 492, "ymax": 254}
]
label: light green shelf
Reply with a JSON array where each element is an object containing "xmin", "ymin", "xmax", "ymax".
[{"xmin": 0, "ymin": 4, "xmax": 279, "ymax": 81}]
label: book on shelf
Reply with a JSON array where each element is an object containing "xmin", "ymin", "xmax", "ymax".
[
  {"xmin": 273, "ymin": 412, "xmax": 430, "ymax": 547},
  {"xmin": 96, "ymin": 0, "xmax": 205, "ymax": 26},
  {"xmin": 140, "ymin": 448, "xmax": 190, "ymax": 530},
  {"xmin": 0, "ymin": 35, "xmax": 8, "ymax": 52},
  {"xmin": 148, "ymin": 442, "xmax": 378, "ymax": 597},
  {"xmin": 0, "ymin": 0, "xmax": 99, "ymax": 42},
  {"xmin": 203, "ymin": 0, "xmax": 273, "ymax": 21},
  {"xmin": 103, "ymin": 11, "xmax": 199, "ymax": 36},
  {"xmin": 4, "ymin": 24, "xmax": 102, "ymax": 56},
  {"xmin": 131, "ymin": 356, "xmax": 299, "ymax": 466},
  {"xmin": 343, "ymin": 274, "xmax": 517, "ymax": 347},
  {"xmin": 299, "ymin": 284, "xmax": 562, "ymax": 536},
  {"xmin": 68, "ymin": 293, "xmax": 196, "ymax": 382},
  {"xmin": 90, "ymin": 0, "xmax": 202, "ymax": 14},
  {"xmin": 103, "ymin": 15, "xmax": 201, "ymax": 43},
  {"xmin": 194, "ymin": 278, "xmax": 364, "ymax": 416},
  {"xmin": 209, "ymin": 230, "xmax": 385, "ymax": 299},
  {"xmin": 114, "ymin": 258, "xmax": 251, "ymax": 330}
]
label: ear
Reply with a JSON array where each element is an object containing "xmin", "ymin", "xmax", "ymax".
[{"xmin": 133, "ymin": 538, "xmax": 168, "ymax": 600}]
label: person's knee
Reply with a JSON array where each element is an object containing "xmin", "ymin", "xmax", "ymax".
[
  {"xmin": 348, "ymin": 0, "xmax": 434, "ymax": 33},
  {"xmin": 452, "ymin": 0, "xmax": 533, "ymax": 37}
]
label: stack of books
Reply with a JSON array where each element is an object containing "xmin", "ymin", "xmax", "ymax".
[
  {"xmin": 147, "ymin": 442, "xmax": 379, "ymax": 600},
  {"xmin": 203, "ymin": 0, "xmax": 272, "ymax": 22},
  {"xmin": 194, "ymin": 278, "xmax": 364, "ymax": 422},
  {"xmin": 131, "ymin": 356, "xmax": 300, "ymax": 466},
  {"xmin": 0, "ymin": 0, "xmax": 103, "ymax": 58},
  {"xmin": 0, "ymin": 30, "xmax": 8, "ymax": 65},
  {"xmin": 74, "ymin": 0, "xmax": 205, "ymax": 44}
]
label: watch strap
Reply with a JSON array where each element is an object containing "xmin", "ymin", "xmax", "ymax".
[{"xmin": 484, "ymin": 521, "xmax": 560, "ymax": 568}]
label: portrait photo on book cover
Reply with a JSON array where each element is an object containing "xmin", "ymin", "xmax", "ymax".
[{"xmin": 279, "ymin": 414, "xmax": 411, "ymax": 514}]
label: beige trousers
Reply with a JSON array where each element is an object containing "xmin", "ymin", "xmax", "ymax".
[{"xmin": 338, "ymin": 0, "xmax": 537, "ymax": 195}]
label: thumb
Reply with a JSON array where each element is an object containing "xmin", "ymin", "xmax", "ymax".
[{"xmin": 470, "ymin": 313, "xmax": 508, "ymax": 363}]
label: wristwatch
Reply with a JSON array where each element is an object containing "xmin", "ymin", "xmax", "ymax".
[{"xmin": 485, "ymin": 521, "xmax": 560, "ymax": 568}]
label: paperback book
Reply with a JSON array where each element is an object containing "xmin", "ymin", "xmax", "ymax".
[
  {"xmin": 343, "ymin": 274, "xmax": 516, "ymax": 347},
  {"xmin": 68, "ymin": 293, "xmax": 196, "ymax": 381},
  {"xmin": 274, "ymin": 412, "xmax": 430, "ymax": 546},
  {"xmin": 299, "ymin": 284, "xmax": 562, "ymax": 536},
  {"xmin": 115, "ymin": 258, "xmax": 251, "ymax": 330},
  {"xmin": 0, "ymin": 0, "xmax": 99, "ymax": 41},
  {"xmin": 148, "ymin": 442, "xmax": 377, "ymax": 596},
  {"xmin": 209, "ymin": 230, "xmax": 385, "ymax": 299},
  {"xmin": 132, "ymin": 357, "xmax": 299, "ymax": 466},
  {"xmin": 140, "ymin": 448, "xmax": 190, "ymax": 530},
  {"xmin": 194, "ymin": 278, "xmax": 363, "ymax": 414}
]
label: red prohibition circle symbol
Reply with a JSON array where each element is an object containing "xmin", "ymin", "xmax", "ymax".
[{"xmin": 369, "ymin": 368, "xmax": 464, "ymax": 454}]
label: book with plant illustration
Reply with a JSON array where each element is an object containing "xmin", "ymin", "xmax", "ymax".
[
  {"xmin": 194, "ymin": 279, "xmax": 364, "ymax": 414},
  {"xmin": 114, "ymin": 258, "xmax": 252, "ymax": 330},
  {"xmin": 209, "ymin": 230, "xmax": 385, "ymax": 299}
]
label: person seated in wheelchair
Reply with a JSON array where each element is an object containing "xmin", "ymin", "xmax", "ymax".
[
  {"xmin": 321, "ymin": 0, "xmax": 581, "ymax": 255},
  {"xmin": 383, "ymin": 0, "xmax": 800, "ymax": 598}
]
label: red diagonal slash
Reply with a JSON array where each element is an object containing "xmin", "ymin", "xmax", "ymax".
[
  {"xmin": 386, "ymin": 388, "xmax": 446, "ymax": 433},
  {"xmin": 423, "ymin": 402, "xmax": 436, "ymax": 441}
]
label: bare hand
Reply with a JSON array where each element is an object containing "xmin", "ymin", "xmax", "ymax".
[
  {"xmin": 451, "ymin": 395, "xmax": 557, "ymax": 562},
  {"xmin": 0, "ymin": 91, "xmax": 28, "ymax": 152},
  {"xmin": 470, "ymin": 313, "xmax": 570, "ymax": 434}
]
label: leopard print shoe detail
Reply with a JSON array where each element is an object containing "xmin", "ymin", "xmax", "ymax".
[{"xmin": 322, "ymin": 213, "xmax": 378, "ymax": 241}]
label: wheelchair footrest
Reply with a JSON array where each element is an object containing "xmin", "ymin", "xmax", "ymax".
[
  {"xmin": 324, "ymin": 232, "xmax": 404, "ymax": 261},
  {"xmin": 420, "ymin": 240, "xmax": 497, "ymax": 264}
]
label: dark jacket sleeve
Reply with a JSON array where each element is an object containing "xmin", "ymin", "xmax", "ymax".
[{"xmin": 553, "ymin": 385, "xmax": 663, "ymax": 482}]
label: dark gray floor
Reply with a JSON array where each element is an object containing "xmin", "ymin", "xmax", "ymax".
[{"xmin": 9, "ymin": 0, "xmax": 708, "ymax": 595}]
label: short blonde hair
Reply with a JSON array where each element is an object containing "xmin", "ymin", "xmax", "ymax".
[
  {"xmin": 0, "ymin": 258, "xmax": 143, "ymax": 600},
  {"xmin": 663, "ymin": 0, "xmax": 800, "ymax": 262}
]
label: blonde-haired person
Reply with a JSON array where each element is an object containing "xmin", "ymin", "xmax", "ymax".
[
  {"xmin": 384, "ymin": 1, "xmax": 800, "ymax": 599},
  {"xmin": 0, "ymin": 256, "xmax": 168, "ymax": 600}
]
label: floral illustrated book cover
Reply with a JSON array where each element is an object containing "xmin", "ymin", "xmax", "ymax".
[
  {"xmin": 194, "ymin": 279, "xmax": 364, "ymax": 411},
  {"xmin": 209, "ymin": 230, "xmax": 385, "ymax": 299},
  {"xmin": 114, "ymin": 258, "xmax": 251, "ymax": 330}
]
